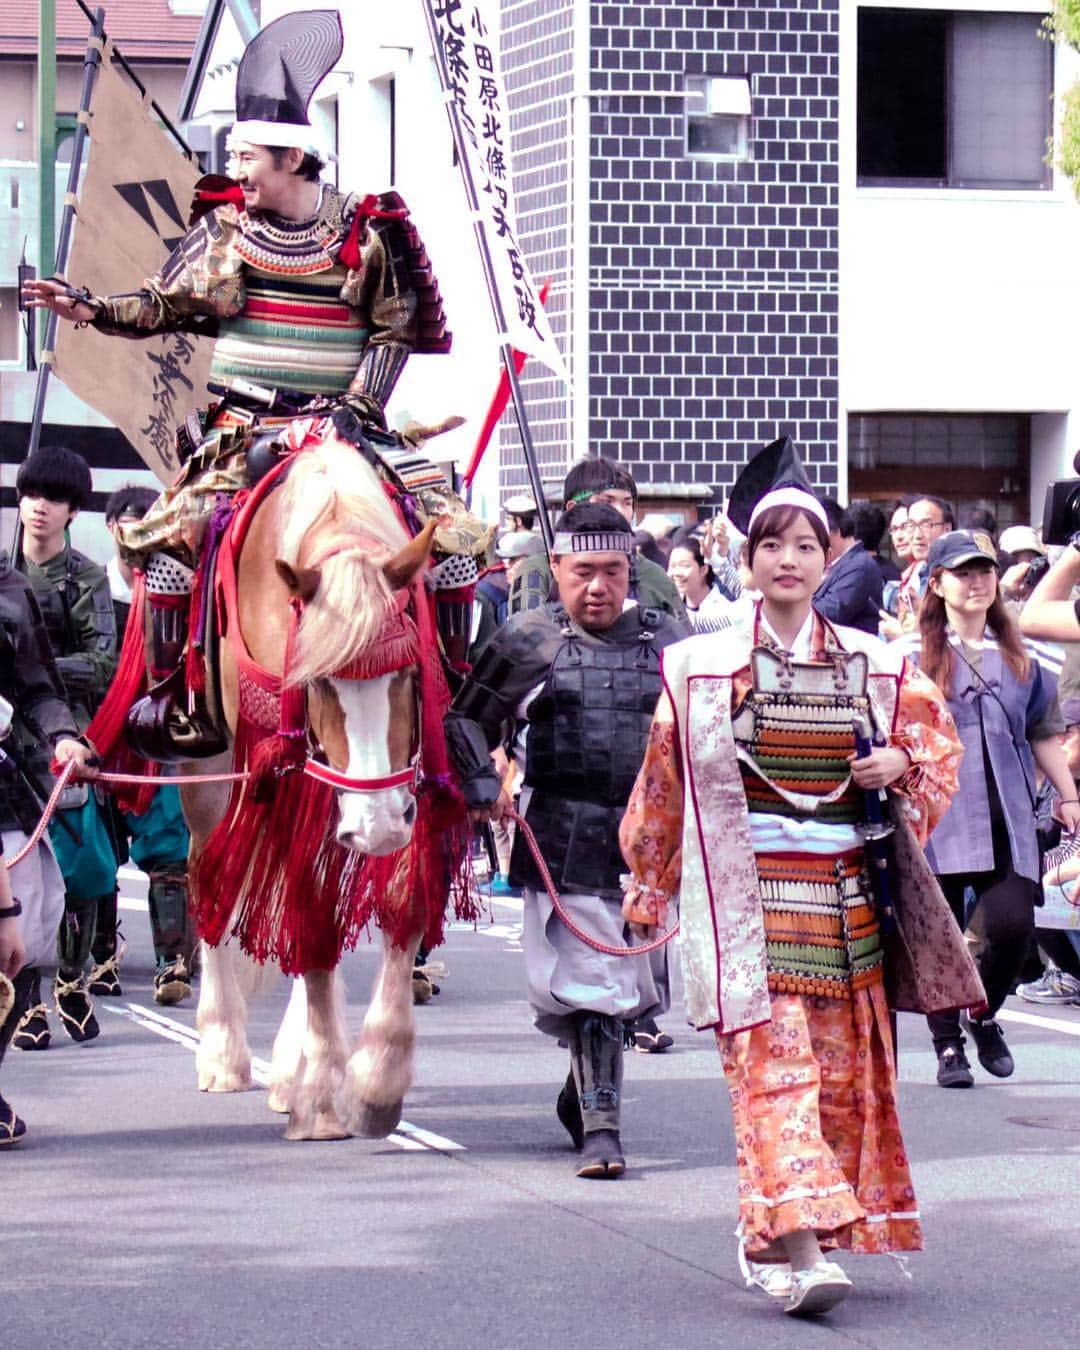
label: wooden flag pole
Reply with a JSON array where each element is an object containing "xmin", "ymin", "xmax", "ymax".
[{"xmin": 15, "ymin": 6, "xmax": 106, "ymax": 563}]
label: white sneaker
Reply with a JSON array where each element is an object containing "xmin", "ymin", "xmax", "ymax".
[
  {"xmin": 784, "ymin": 1260, "xmax": 853, "ymax": 1316},
  {"xmin": 737, "ymin": 1237, "xmax": 793, "ymax": 1299}
]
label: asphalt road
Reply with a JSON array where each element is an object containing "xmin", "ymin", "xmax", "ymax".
[{"xmin": 3, "ymin": 875, "xmax": 1080, "ymax": 1350}]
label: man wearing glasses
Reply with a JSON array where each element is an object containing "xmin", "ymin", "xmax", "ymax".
[{"xmin": 881, "ymin": 496, "xmax": 955, "ymax": 638}]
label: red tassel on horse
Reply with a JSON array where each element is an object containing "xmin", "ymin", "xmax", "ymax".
[
  {"xmin": 246, "ymin": 596, "xmax": 308, "ymax": 795},
  {"xmin": 86, "ymin": 571, "xmax": 150, "ymax": 762}
]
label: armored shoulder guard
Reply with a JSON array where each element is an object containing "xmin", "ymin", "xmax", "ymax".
[
  {"xmin": 350, "ymin": 190, "xmax": 451, "ymax": 356},
  {"xmin": 452, "ymin": 610, "xmax": 562, "ymax": 729},
  {"xmin": 641, "ymin": 607, "xmax": 692, "ymax": 645}
]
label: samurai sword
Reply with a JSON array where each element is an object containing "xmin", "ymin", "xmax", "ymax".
[{"xmin": 852, "ymin": 711, "xmax": 896, "ymax": 935}]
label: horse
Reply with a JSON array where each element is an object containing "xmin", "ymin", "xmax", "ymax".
[{"xmin": 174, "ymin": 420, "xmax": 468, "ymax": 1142}]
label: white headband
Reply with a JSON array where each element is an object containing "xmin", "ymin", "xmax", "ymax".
[
  {"xmin": 748, "ymin": 485, "xmax": 828, "ymax": 532},
  {"xmin": 552, "ymin": 531, "xmax": 634, "ymax": 556},
  {"xmin": 227, "ymin": 120, "xmax": 331, "ymax": 159}
]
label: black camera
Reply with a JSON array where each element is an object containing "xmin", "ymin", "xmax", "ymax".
[
  {"xmin": 1042, "ymin": 451, "xmax": 1080, "ymax": 545},
  {"xmin": 1024, "ymin": 554, "xmax": 1051, "ymax": 589}
]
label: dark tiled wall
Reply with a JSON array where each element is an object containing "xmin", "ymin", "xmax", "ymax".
[
  {"xmin": 499, "ymin": 0, "xmax": 839, "ymax": 502},
  {"xmin": 498, "ymin": 0, "xmax": 575, "ymax": 493}
]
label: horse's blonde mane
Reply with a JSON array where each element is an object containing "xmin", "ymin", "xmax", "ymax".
[{"xmin": 278, "ymin": 438, "xmax": 411, "ymax": 687}]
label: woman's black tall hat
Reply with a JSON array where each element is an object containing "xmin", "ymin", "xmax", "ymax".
[{"xmin": 727, "ymin": 436, "xmax": 826, "ymax": 534}]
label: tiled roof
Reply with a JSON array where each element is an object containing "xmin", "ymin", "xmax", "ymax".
[{"xmin": 2, "ymin": 0, "xmax": 203, "ymax": 61}]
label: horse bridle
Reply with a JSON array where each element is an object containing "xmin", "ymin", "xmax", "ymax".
[{"xmin": 293, "ymin": 537, "xmax": 423, "ymax": 797}]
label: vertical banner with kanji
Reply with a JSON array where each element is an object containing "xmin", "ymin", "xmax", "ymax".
[
  {"xmin": 53, "ymin": 45, "xmax": 213, "ymax": 483},
  {"xmin": 423, "ymin": 0, "xmax": 567, "ymax": 381}
]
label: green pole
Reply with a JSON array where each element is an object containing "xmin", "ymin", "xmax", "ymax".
[{"xmin": 38, "ymin": 0, "xmax": 57, "ymax": 351}]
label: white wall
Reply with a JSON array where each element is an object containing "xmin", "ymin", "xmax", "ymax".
[
  {"xmin": 839, "ymin": 0, "xmax": 1080, "ymax": 514},
  {"xmin": 254, "ymin": 2, "xmax": 504, "ymax": 523}
]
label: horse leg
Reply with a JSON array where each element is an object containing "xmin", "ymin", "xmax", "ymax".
[
  {"xmin": 195, "ymin": 943, "xmax": 255, "ymax": 1093},
  {"xmin": 267, "ymin": 977, "xmax": 307, "ymax": 1113},
  {"xmin": 284, "ymin": 969, "xmax": 351, "ymax": 1142},
  {"xmin": 342, "ymin": 932, "xmax": 422, "ymax": 1138}
]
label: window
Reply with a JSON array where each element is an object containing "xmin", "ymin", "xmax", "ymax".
[
  {"xmin": 857, "ymin": 9, "xmax": 1052, "ymax": 188},
  {"xmin": 686, "ymin": 76, "xmax": 751, "ymax": 161},
  {"xmin": 9, "ymin": 178, "xmax": 19, "ymax": 209}
]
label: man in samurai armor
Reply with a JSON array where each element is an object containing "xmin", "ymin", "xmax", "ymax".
[
  {"xmin": 0, "ymin": 553, "xmax": 94, "ymax": 1144},
  {"xmin": 23, "ymin": 10, "xmax": 475, "ymax": 758},
  {"xmin": 12, "ymin": 447, "xmax": 121, "ymax": 1050},
  {"xmin": 507, "ymin": 456, "xmax": 686, "ymax": 622},
  {"xmin": 445, "ymin": 503, "xmax": 689, "ymax": 1179}
]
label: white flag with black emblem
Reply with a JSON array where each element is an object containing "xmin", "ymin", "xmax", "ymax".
[{"xmin": 422, "ymin": 0, "xmax": 567, "ymax": 380}]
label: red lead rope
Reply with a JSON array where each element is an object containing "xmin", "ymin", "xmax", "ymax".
[
  {"xmin": 6, "ymin": 768, "xmax": 679, "ymax": 964},
  {"xmin": 506, "ymin": 807, "xmax": 679, "ymax": 958}
]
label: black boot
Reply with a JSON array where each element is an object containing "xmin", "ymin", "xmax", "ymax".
[
  {"xmin": 127, "ymin": 594, "xmax": 225, "ymax": 762},
  {"xmin": 148, "ymin": 872, "xmax": 195, "ymax": 1006},
  {"xmin": 11, "ymin": 968, "xmax": 50, "ymax": 1051},
  {"xmin": 1, "ymin": 968, "xmax": 36, "ymax": 1144},
  {"xmin": 567, "ymin": 1012, "xmax": 625, "ymax": 1179},
  {"xmin": 88, "ymin": 891, "xmax": 123, "ymax": 996},
  {"xmin": 556, "ymin": 1069, "xmax": 584, "ymax": 1150},
  {"xmin": 55, "ymin": 907, "xmax": 100, "ymax": 1044}
]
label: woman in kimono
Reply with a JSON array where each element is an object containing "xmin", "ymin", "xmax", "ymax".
[
  {"xmin": 619, "ymin": 440, "xmax": 964, "ymax": 1316},
  {"xmin": 905, "ymin": 529, "xmax": 1078, "ymax": 1087}
]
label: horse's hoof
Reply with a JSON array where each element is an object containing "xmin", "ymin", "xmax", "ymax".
[
  {"xmin": 354, "ymin": 1099, "xmax": 403, "ymax": 1139},
  {"xmin": 197, "ymin": 1063, "xmax": 254, "ymax": 1093},
  {"xmin": 266, "ymin": 1083, "xmax": 291, "ymax": 1114},
  {"xmin": 284, "ymin": 1110, "xmax": 352, "ymax": 1142}
]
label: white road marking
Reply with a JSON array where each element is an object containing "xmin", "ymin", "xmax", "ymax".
[
  {"xmin": 101, "ymin": 1001, "xmax": 465, "ymax": 1151},
  {"xmin": 998, "ymin": 1007, "xmax": 1080, "ymax": 1038}
]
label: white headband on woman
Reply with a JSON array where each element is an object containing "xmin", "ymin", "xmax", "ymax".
[{"xmin": 748, "ymin": 485, "xmax": 828, "ymax": 532}]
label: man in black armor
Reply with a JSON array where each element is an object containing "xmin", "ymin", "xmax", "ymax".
[{"xmin": 445, "ymin": 504, "xmax": 687, "ymax": 1178}]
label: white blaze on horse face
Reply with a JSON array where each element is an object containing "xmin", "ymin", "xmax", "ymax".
[{"xmin": 329, "ymin": 675, "xmax": 416, "ymax": 856}]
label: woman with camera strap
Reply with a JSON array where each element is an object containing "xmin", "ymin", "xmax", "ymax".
[{"xmin": 900, "ymin": 529, "xmax": 1079, "ymax": 1088}]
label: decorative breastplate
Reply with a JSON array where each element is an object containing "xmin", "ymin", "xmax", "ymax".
[
  {"xmin": 212, "ymin": 266, "xmax": 367, "ymax": 399},
  {"xmin": 233, "ymin": 209, "xmax": 342, "ymax": 276},
  {"xmin": 734, "ymin": 645, "xmax": 870, "ymax": 823}
]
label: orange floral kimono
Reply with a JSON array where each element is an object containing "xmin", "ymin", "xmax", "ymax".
[{"xmin": 619, "ymin": 605, "xmax": 962, "ymax": 1255}]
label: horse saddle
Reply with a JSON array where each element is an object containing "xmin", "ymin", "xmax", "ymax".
[{"xmin": 127, "ymin": 668, "xmax": 227, "ymax": 763}]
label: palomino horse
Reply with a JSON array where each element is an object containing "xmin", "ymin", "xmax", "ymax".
[{"xmin": 180, "ymin": 424, "xmax": 462, "ymax": 1141}]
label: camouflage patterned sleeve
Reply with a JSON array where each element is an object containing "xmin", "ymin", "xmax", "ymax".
[
  {"xmin": 5, "ymin": 581, "xmax": 78, "ymax": 746},
  {"xmin": 91, "ymin": 207, "xmax": 246, "ymax": 338},
  {"xmin": 53, "ymin": 565, "xmax": 118, "ymax": 721}
]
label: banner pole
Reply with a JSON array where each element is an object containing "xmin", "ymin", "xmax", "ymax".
[
  {"xmin": 15, "ymin": 6, "xmax": 106, "ymax": 564},
  {"xmin": 420, "ymin": 0, "xmax": 554, "ymax": 551}
]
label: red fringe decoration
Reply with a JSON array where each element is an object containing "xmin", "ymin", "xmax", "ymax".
[
  {"xmin": 86, "ymin": 572, "xmax": 149, "ymax": 761},
  {"xmin": 83, "ymin": 573, "xmax": 160, "ymax": 814},
  {"xmin": 185, "ymin": 570, "xmax": 207, "ymax": 696},
  {"xmin": 195, "ymin": 575, "xmax": 476, "ymax": 974},
  {"xmin": 244, "ymin": 596, "xmax": 308, "ymax": 797},
  {"xmin": 195, "ymin": 715, "xmax": 359, "ymax": 973}
]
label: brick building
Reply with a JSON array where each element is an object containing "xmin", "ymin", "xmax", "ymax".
[{"xmin": 500, "ymin": 0, "xmax": 840, "ymax": 511}]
